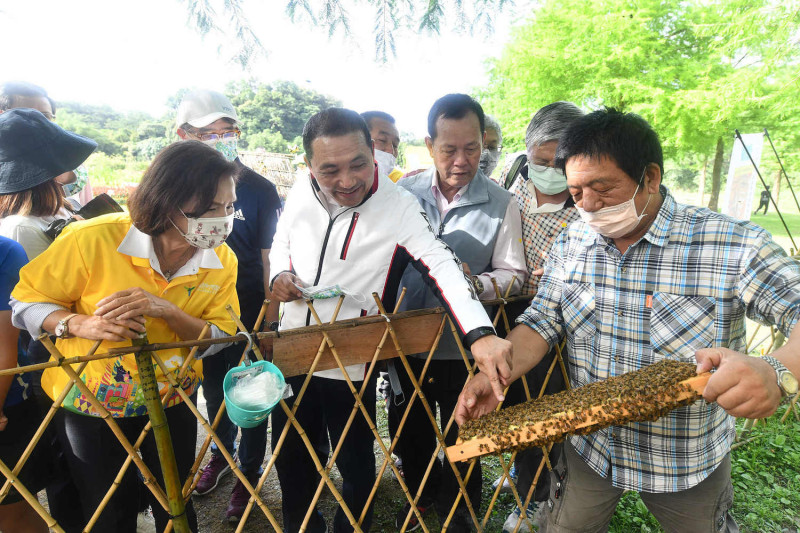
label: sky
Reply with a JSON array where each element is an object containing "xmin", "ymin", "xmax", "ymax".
[{"xmin": 0, "ymin": 0, "xmax": 532, "ymax": 137}]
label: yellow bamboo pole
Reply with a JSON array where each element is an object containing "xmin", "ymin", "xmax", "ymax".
[
  {"xmin": 374, "ymin": 302, "xmax": 481, "ymax": 532},
  {"xmin": 131, "ymin": 335, "xmax": 190, "ymax": 533},
  {"xmin": 0, "ymin": 340, "xmax": 100, "ymax": 503},
  {"xmin": 38, "ymin": 336, "xmax": 170, "ymax": 510},
  {"xmin": 87, "ymin": 325, "xmax": 209, "ymax": 532},
  {"xmin": 0, "ymin": 457, "xmax": 65, "ymax": 532},
  {"xmin": 148, "ymin": 352, "xmax": 283, "ymax": 532},
  {"xmin": 360, "ymin": 315, "xmax": 447, "ymax": 533},
  {"xmin": 299, "ymin": 289, "xmax": 408, "ymax": 532},
  {"xmin": 234, "ymin": 297, "xmax": 347, "ymax": 532}
]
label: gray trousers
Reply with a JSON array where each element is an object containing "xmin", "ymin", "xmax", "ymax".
[{"xmin": 541, "ymin": 442, "xmax": 738, "ymax": 533}]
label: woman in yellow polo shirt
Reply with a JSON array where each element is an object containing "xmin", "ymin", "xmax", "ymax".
[{"xmin": 11, "ymin": 140, "xmax": 240, "ymax": 532}]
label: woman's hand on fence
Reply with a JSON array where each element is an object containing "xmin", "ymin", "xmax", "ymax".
[
  {"xmin": 95, "ymin": 287, "xmax": 177, "ymax": 322},
  {"xmin": 70, "ymin": 314, "xmax": 145, "ymax": 342},
  {"xmin": 272, "ymin": 272, "xmax": 304, "ymax": 302},
  {"xmin": 0, "ymin": 411, "xmax": 7, "ymax": 431},
  {"xmin": 455, "ymin": 373, "xmax": 499, "ymax": 425}
]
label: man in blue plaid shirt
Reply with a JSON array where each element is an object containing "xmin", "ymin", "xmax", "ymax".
[{"xmin": 456, "ymin": 109, "xmax": 800, "ymax": 532}]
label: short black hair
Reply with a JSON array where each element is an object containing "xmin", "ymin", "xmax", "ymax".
[
  {"xmin": 427, "ymin": 94, "xmax": 485, "ymax": 139},
  {"xmin": 303, "ymin": 108, "xmax": 372, "ymax": 161},
  {"xmin": 128, "ymin": 141, "xmax": 238, "ymax": 236},
  {"xmin": 555, "ymin": 108, "xmax": 663, "ymax": 184},
  {"xmin": 0, "ymin": 81, "xmax": 56, "ymax": 116},
  {"xmin": 360, "ymin": 111, "xmax": 396, "ymax": 129}
]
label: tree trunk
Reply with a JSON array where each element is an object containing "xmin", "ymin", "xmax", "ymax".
[
  {"xmin": 708, "ymin": 137, "xmax": 725, "ymax": 212},
  {"xmin": 698, "ymin": 157, "xmax": 708, "ymax": 206},
  {"xmin": 773, "ymin": 168, "xmax": 782, "ymax": 204}
]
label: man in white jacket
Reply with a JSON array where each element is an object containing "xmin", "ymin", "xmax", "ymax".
[{"xmin": 270, "ymin": 107, "xmax": 513, "ymax": 533}]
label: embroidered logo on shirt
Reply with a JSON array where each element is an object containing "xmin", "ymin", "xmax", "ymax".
[
  {"xmin": 233, "ymin": 208, "xmax": 245, "ymax": 221},
  {"xmin": 186, "ymin": 286, "xmax": 196, "ymax": 297},
  {"xmin": 196, "ymin": 283, "xmax": 220, "ymax": 295}
]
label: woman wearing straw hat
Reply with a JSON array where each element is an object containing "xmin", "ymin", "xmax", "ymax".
[{"xmin": 10, "ymin": 131, "xmax": 240, "ymax": 532}]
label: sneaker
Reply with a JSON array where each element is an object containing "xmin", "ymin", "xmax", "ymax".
[
  {"xmin": 395, "ymin": 501, "xmax": 430, "ymax": 532},
  {"xmin": 226, "ymin": 477, "xmax": 256, "ymax": 523},
  {"xmin": 502, "ymin": 502, "xmax": 539, "ymax": 533},
  {"xmin": 193, "ymin": 454, "xmax": 231, "ymax": 496},
  {"xmin": 492, "ymin": 464, "xmax": 517, "ymax": 494}
]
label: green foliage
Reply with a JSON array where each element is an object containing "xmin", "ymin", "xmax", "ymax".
[
  {"xmin": 132, "ymin": 138, "xmax": 170, "ymax": 160},
  {"xmin": 225, "ymin": 79, "xmax": 340, "ymax": 150},
  {"xmin": 84, "ymin": 152, "xmax": 148, "ymax": 186},
  {"xmin": 729, "ymin": 408, "xmax": 800, "ymax": 532},
  {"xmin": 478, "ymin": 0, "xmax": 800, "ymax": 181}
]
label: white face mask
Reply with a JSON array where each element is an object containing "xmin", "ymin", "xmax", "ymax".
[
  {"xmin": 528, "ymin": 163, "xmax": 567, "ymax": 195},
  {"xmin": 373, "ymin": 149, "xmax": 397, "ymax": 177},
  {"xmin": 479, "ymin": 149, "xmax": 501, "ymax": 176},
  {"xmin": 576, "ymin": 172, "xmax": 652, "ymax": 239},
  {"xmin": 204, "ymin": 138, "xmax": 238, "ymax": 162},
  {"xmin": 172, "ymin": 210, "xmax": 235, "ymax": 249}
]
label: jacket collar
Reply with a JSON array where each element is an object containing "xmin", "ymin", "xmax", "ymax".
[{"xmin": 411, "ymin": 167, "xmax": 490, "ymax": 210}]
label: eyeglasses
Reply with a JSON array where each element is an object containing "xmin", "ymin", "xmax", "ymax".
[{"xmin": 192, "ymin": 129, "xmax": 241, "ymax": 142}]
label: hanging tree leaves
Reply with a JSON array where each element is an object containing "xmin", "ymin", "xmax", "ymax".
[{"xmin": 179, "ymin": 0, "xmax": 516, "ymax": 65}]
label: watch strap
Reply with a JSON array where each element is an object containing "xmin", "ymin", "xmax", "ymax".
[
  {"xmin": 762, "ymin": 355, "xmax": 799, "ymax": 396},
  {"xmin": 57, "ymin": 313, "xmax": 79, "ymax": 339}
]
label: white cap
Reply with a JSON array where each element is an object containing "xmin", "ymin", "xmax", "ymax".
[{"xmin": 176, "ymin": 90, "xmax": 238, "ymax": 129}]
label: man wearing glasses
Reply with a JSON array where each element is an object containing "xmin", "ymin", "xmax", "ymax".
[{"xmin": 176, "ymin": 89, "xmax": 283, "ymax": 522}]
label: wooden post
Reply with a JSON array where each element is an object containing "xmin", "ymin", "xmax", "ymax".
[{"xmin": 132, "ymin": 335, "xmax": 191, "ymax": 533}]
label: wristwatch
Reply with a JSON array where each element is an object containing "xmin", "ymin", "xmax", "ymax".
[
  {"xmin": 54, "ymin": 313, "xmax": 78, "ymax": 339},
  {"xmin": 471, "ymin": 276, "xmax": 484, "ymax": 295},
  {"xmin": 762, "ymin": 356, "xmax": 799, "ymax": 396}
]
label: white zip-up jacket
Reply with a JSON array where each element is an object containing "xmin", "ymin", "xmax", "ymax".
[{"xmin": 269, "ymin": 171, "xmax": 496, "ymax": 380}]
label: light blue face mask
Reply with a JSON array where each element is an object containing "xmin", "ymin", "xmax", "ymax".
[
  {"xmin": 293, "ymin": 282, "xmax": 367, "ymax": 303},
  {"xmin": 528, "ymin": 163, "xmax": 568, "ymax": 195}
]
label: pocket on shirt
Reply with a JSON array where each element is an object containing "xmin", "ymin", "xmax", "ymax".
[
  {"xmin": 562, "ymin": 282, "xmax": 596, "ymax": 338},
  {"xmin": 649, "ymin": 293, "xmax": 716, "ymax": 361}
]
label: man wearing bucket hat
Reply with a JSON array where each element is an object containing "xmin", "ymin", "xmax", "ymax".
[
  {"xmin": 176, "ymin": 89, "xmax": 283, "ymax": 522},
  {"xmin": 0, "ymin": 108, "xmax": 97, "ymax": 258}
]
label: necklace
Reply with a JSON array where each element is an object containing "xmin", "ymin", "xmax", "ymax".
[{"xmin": 154, "ymin": 239, "xmax": 194, "ymax": 280}]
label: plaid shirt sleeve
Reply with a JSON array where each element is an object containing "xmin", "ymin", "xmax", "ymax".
[
  {"xmin": 738, "ymin": 230, "xmax": 800, "ymax": 336},
  {"xmin": 516, "ymin": 230, "xmax": 567, "ymax": 347}
]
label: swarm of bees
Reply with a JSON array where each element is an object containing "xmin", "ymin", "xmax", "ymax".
[{"xmin": 459, "ymin": 360, "xmax": 703, "ymax": 455}]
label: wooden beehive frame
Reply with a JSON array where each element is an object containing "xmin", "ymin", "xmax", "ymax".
[{"xmin": 447, "ymin": 372, "xmax": 711, "ymax": 463}]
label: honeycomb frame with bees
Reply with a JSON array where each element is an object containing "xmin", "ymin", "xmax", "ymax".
[{"xmin": 447, "ymin": 360, "xmax": 711, "ymax": 462}]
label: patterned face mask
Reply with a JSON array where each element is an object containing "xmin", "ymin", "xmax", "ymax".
[
  {"xmin": 204, "ymin": 138, "xmax": 238, "ymax": 162},
  {"xmin": 172, "ymin": 210, "xmax": 235, "ymax": 249},
  {"xmin": 293, "ymin": 282, "xmax": 366, "ymax": 303},
  {"xmin": 62, "ymin": 165, "xmax": 89, "ymax": 197}
]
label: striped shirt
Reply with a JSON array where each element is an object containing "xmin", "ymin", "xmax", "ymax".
[{"xmin": 518, "ymin": 186, "xmax": 800, "ymax": 492}]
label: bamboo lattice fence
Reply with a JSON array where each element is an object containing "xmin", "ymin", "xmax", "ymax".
[{"xmin": 0, "ymin": 285, "xmax": 796, "ymax": 532}]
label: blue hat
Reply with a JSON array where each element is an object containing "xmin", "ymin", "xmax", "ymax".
[{"xmin": 0, "ymin": 108, "xmax": 98, "ymax": 194}]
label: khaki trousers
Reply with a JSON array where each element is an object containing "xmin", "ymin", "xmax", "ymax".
[{"xmin": 541, "ymin": 442, "xmax": 738, "ymax": 533}]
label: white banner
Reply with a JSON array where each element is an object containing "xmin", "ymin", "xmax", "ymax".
[{"xmin": 723, "ymin": 132, "xmax": 764, "ymax": 220}]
